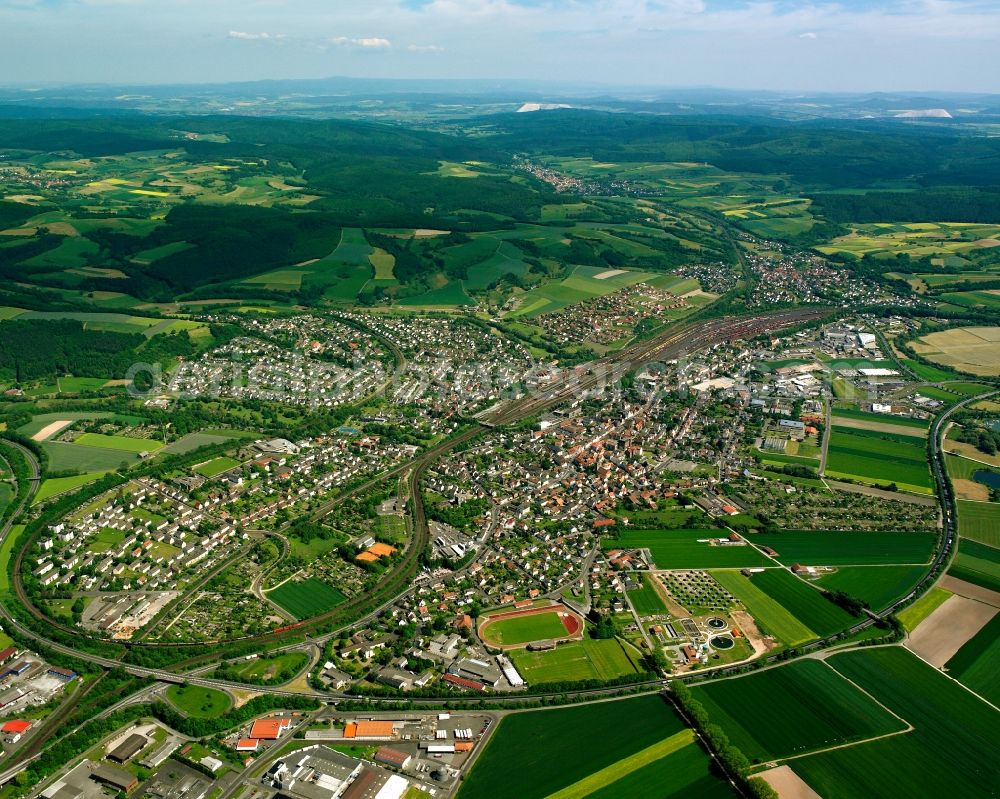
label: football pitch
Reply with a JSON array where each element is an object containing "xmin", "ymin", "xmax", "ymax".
[
  {"xmin": 266, "ymin": 577, "xmax": 347, "ymax": 619},
  {"xmin": 510, "ymin": 638, "xmax": 641, "ymax": 684},
  {"xmin": 478, "ymin": 609, "xmax": 569, "ymax": 646}
]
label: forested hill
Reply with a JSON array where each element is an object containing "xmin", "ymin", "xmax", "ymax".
[{"xmin": 482, "ymin": 110, "xmax": 1000, "ymax": 189}]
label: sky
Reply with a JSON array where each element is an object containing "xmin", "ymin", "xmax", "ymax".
[{"xmin": 1, "ymin": 0, "xmax": 998, "ymax": 92}]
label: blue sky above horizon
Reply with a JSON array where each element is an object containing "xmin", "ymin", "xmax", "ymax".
[{"xmin": 1, "ymin": 0, "xmax": 998, "ymax": 92}]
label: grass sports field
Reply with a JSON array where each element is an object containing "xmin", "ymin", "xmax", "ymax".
[
  {"xmin": 825, "ymin": 429, "xmax": 932, "ymax": 494},
  {"xmin": 193, "ymin": 456, "xmax": 240, "ymax": 478},
  {"xmin": 509, "ymin": 638, "xmax": 641, "ymax": 684},
  {"xmin": 165, "ymin": 684, "xmax": 232, "ymax": 718},
  {"xmin": 752, "ymin": 530, "xmax": 935, "ymax": 566},
  {"xmin": 793, "ymin": 647, "xmax": 1000, "ymax": 798},
  {"xmin": 692, "ymin": 659, "xmax": 906, "ymax": 761},
  {"xmin": 73, "ymin": 432, "xmax": 164, "ymax": 452},
  {"xmin": 478, "ymin": 607, "xmax": 573, "ymax": 647},
  {"xmin": 628, "ymin": 573, "xmax": 669, "ymax": 615},
  {"xmin": 606, "ymin": 529, "xmax": 770, "ymax": 569},
  {"xmin": 266, "ymin": 577, "xmax": 347, "ymax": 619},
  {"xmin": 815, "ymin": 566, "xmax": 927, "ymax": 611},
  {"xmin": 456, "ymin": 695, "xmax": 726, "ymax": 799},
  {"xmin": 948, "ymin": 539, "xmax": 1000, "ymax": 593},
  {"xmin": 944, "ymin": 613, "xmax": 1000, "ymax": 706},
  {"xmin": 956, "ymin": 500, "xmax": 1000, "ymax": 547},
  {"xmin": 712, "ymin": 570, "xmax": 816, "ymax": 646}
]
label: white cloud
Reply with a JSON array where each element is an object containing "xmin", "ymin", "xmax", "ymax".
[
  {"xmin": 799, "ymin": 31, "xmax": 818, "ymax": 39},
  {"xmin": 407, "ymin": 43, "xmax": 444, "ymax": 53},
  {"xmin": 330, "ymin": 35, "xmax": 391, "ymax": 48},
  {"xmin": 228, "ymin": 30, "xmax": 272, "ymax": 40}
]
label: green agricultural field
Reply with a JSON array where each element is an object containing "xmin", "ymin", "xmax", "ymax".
[
  {"xmin": 17, "ymin": 411, "xmax": 140, "ymax": 439},
  {"xmin": 815, "ymin": 566, "xmax": 927, "ymax": 611},
  {"xmin": 397, "ymin": 282, "xmax": 474, "ymax": 307},
  {"xmin": 193, "ymin": 456, "xmax": 240, "ymax": 478},
  {"xmin": 56, "ymin": 376, "xmax": 110, "ymax": 393},
  {"xmin": 333, "ymin": 228, "xmax": 374, "ymax": 263},
  {"xmin": 711, "ymin": 570, "xmax": 816, "ymax": 646},
  {"xmin": 369, "ymin": 248, "xmax": 395, "ymax": 279},
  {"xmin": 507, "ymin": 264, "xmax": 658, "ymax": 318},
  {"xmin": 606, "ymin": 529, "xmax": 770, "ymax": 569},
  {"xmin": 751, "ymin": 568, "xmax": 857, "ymax": 637},
  {"xmin": 897, "ymin": 586, "xmax": 952, "ymax": 632},
  {"xmin": 509, "ymin": 638, "xmax": 641, "ymax": 685},
  {"xmin": 40, "ymin": 441, "xmax": 140, "ymax": 473},
  {"xmin": 544, "ymin": 730, "xmax": 696, "ymax": 799},
  {"xmin": 583, "ymin": 737, "xmax": 733, "ymax": 799},
  {"xmin": 828, "ymin": 406, "xmax": 928, "ymax": 430},
  {"xmin": 830, "ymin": 425, "xmax": 926, "ymax": 446},
  {"xmin": 825, "ymin": 429, "xmax": 932, "ymax": 493},
  {"xmin": 74, "ymin": 433, "xmax": 164, "ymax": 453},
  {"xmin": 165, "ymin": 684, "xmax": 232, "ymax": 719},
  {"xmin": 456, "ymin": 695, "xmax": 694, "ymax": 799},
  {"xmin": 160, "ymin": 431, "xmax": 243, "ymax": 455},
  {"xmin": 628, "ymin": 573, "xmax": 669, "ymax": 615},
  {"xmin": 945, "ymin": 613, "xmax": 1000, "ymax": 706},
  {"xmin": 16, "ymin": 310, "xmax": 159, "ymax": 335},
  {"xmin": 692, "ymin": 659, "xmax": 906, "ymax": 762},
  {"xmin": 956, "ymin": 500, "xmax": 1000, "ymax": 547},
  {"xmin": 752, "ymin": 530, "xmax": 935, "ymax": 566},
  {"xmin": 33, "ymin": 472, "xmax": 107, "ymax": 504},
  {"xmin": 794, "ymin": 647, "xmax": 1000, "ymax": 798},
  {"xmin": 479, "ymin": 610, "xmax": 568, "ymax": 646},
  {"xmin": 949, "ymin": 539, "xmax": 1000, "ymax": 593},
  {"xmin": 265, "ymin": 577, "xmax": 347, "ymax": 619},
  {"xmin": 899, "ymin": 358, "xmax": 957, "ymax": 382}
]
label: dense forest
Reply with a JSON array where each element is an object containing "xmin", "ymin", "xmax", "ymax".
[
  {"xmin": 0, "ymin": 319, "xmax": 143, "ymax": 381},
  {"xmin": 810, "ymin": 187, "xmax": 1000, "ymax": 224}
]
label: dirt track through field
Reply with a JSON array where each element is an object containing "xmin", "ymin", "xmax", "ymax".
[
  {"xmin": 906, "ymin": 594, "xmax": 997, "ymax": 667},
  {"xmin": 31, "ymin": 420, "xmax": 73, "ymax": 442},
  {"xmin": 759, "ymin": 766, "xmax": 822, "ymax": 799}
]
